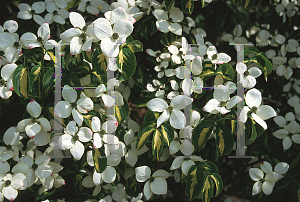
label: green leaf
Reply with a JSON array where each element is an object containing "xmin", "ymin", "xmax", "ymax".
[
  {"xmin": 152, "ymin": 129, "xmax": 164, "ymax": 161},
  {"xmin": 185, "ymin": 165, "xmax": 205, "ymax": 200},
  {"xmin": 273, "ymin": 176, "xmax": 298, "ymax": 192},
  {"xmin": 200, "ymin": 67, "xmax": 216, "ymax": 78},
  {"xmin": 92, "ymin": 47, "xmax": 107, "ymax": 75},
  {"xmin": 159, "ymin": 123, "xmax": 174, "ymax": 146},
  {"xmin": 216, "ymin": 63, "xmax": 235, "ymax": 80},
  {"xmin": 136, "ymin": 96, "xmax": 153, "ymax": 107},
  {"xmin": 43, "ymin": 68, "xmax": 54, "ymax": 93},
  {"xmin": 126, "ymin": 40, "xmax": 143, "ymax": 53},
  {"xmin": 161, "ymin": 32, "xmax": 178, "ymax": 47},
  {"xmin": 181, "ymin": 0, "xmax": 194, "ymax": 14},
  {"xmin": 117, "ymin": 46, "xmax": 136, "ymax": 81},
  {"xmin": 199, "ymin": 161, "xmax": 219, "ymax": 174},
  {"xmin": 125, "ymin": 175, "xmax": 140, "ymax": 197},
  {"xmin": 82, "ymin": 110, "xmax": 101, "ymax": 128},
  {"xmin": 136, "ymin": 121, "xmax": 156, "ymax": 150},
  {"xmin": 165, "ymin": 0, "xmax": 175, "ymax": 12},
  {"xmin": 293, "ymin": 182, "xmax": 300, "ymax": 202},
  {"xmin": 215, "ymin": 124, "xmax": 234, "ymax": 156},
  {"xmin": 202, "ymin": 176, "xmax": 214, "ymax": 202},
  {"xmin": 208, "ymin": 174, "xmax": 223, "ymax": 197},
  {"xmin": 244, "ymin": 46, "xmax": 258, "ymax": 56},
  {"xmin": 249, "ymin": 117, "xmax": 257, "ymax": 140},
  {"xmin": 115, "ymin": 97, "xmax": 129, "ymax": 125},
  {"xmin": 249, "ymin": 54, "xmax": 272, "ymax": 82},
  {"xmin": 193, "ymin": 120, "xmax": 215, "ymax": 151},
  {"xmin": 13, "ymin": 64, "xmax": 28, "ymax": 99},
  {"xmin": 93, "ymin": 147, "xmax": 107, "ymax": 173},
  {"xmin": 144, "ymin": 110, "xmax": 160, "ymax": 122},
  {"xmin": 29, "ymin": 64, "xmax": 43, "ymax": 98}
]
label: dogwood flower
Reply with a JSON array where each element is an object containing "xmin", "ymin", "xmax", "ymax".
[
  {"xmin": 236, "ymin": 62, "xmax": 262, "ymax": 89},
  {"xmin": 78, "ymin": 0, "xmax": 109, "ymax": 16},
  {"xmin": 207, "ymin": 46, "xmax": 231, "ymax": 65},
  {"xmin": 273, "ymin": 112, "xmax": 300, "ymax": 150},
  {"xmin": 17, "ymin": 2, "xmax": 46, "ymax": 25},
  {"xmin": 135, "ymin": 166, "xmax": 169, "ymax": 200},
  {"xmin": 58, "ymin": 121, "xmax": 93, "ymax": 160},
  {"xmin": 81, "ymin": 171, "xmax": 102, "ymax": 196},
  {"xmin": 256, "ymin": 30, "xmax": 271, "ymax": 46},
  {"xmin": 154, "ymin": 61, "xmax": 174, "ymax": 78},
  {"xmin": 276, "ymin": 1, "xmax": 296, "ymax": 23},
  {"xmin": 0, "ymin": 173, "xmax": 26, "ymax": 201},
  {"xmin": 12, "ymin": 154, "xmax": 53, "ymax": 187},
  {"xmin": 16, "ymin": 100, "xmax": 51, "ymax": 138},
  {"xmin": 110, "ymin": 0, "xmax": 144, "ymax": 21},
  {"xmin": 39, "ymin": 162, "xmax": 65, "ymax": 190},
  {"xmin": 94, "ymin": 10, "xmax": 134, "ymax": 57},
  {"xmin": 60, "ymin": 12, "xmax": 98, "ymax": 55},
  {"xmin": 203, "ymin": 85, "xmax": 242, "ymax": 115},
  {"xmin": 91, "ymin": 117, "xmax": 119, "ymax": 149},
  {"xmin": 146, "ymin": 79, "xmax": 165, "ymax": 98},
  {"xmin": 239, "ymin": 88, "xmax": 277, "ymax": 130},
  {"xmin": 0, "ymin": 127, "xmax": 21, "ymax": 162},
  {"xmin": 152, "ymin": 6, "xmax": 184, "ymax": 35},
  {"xmin": 147, "ymin": 95, "xmax": 193, "ymax": 129},
  {"xmin": 20, "ymin": 23, "xmax": 51, "ymax": 49},
  {"xmin": 0, "ymin": 63, "xmax": 17, "ymax": 99},
  {"xmin": 45, "ymin": 2, "xmax": 69, "ymax": 25},
  {"xmin": 0, "ymin": 20, "xmax": 19, "ymax": 42},
  {"xmin": 283, "ymin": 78, "xmax": 300, "ymax": 93},
  {"xmin": 54, "ymin": 86, "xmax": 94, "ymax": 126},
  {"xmin": 0, "ymin": 32, "xmax": 22, "ymax": 63},
  {"xmin": 221, "ymin": 24, "xmax": 248, "ymax": 44}
]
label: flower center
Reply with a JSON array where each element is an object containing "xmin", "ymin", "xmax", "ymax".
[
  {"xmin": 72, "ymin": 134, "xmax": 79, "ymax": 142},
  {"xmin": 212, "ymin": 54, "xmax": 218, "ymax": 60},
  {"xmin": 32, "ymin": 163, "xmax": 38, "ymax": 170},
  {"xmin": 112, "ymin": 33, "xmax": 119, "ymax": 40},
  {"xmin": 86, "ymin": 1, "xmax": 91, "ymax": 6},
  {"xmin": 80, "ymin": 33, "xmax": 87, "ymax": 40},
  {"xmin": 0, "ymin": 51, "xmax": 4, "ymax": 56},
  {"xmin": 248, "ymin": 106, "xmax": 258, "ymax": 114},
  {"xmin": 0, "ymin": 79, "xmax": 6, "ymax": 87},
  {"xmin": 53, "ymin": 10, "xmax": 58, "ymax": 15},
  {"xmin": 31, "ymin": 117, "xmax": 38, "ymax": 123},
  {"xmin": 71, "ymin": 102, "xmax": 76, "ymax": 108},
  {"xmin": 30, "ymin": 10, "xmax": 35, "ymax": 15},
  {"xmin": 160, "ymin": 67, "xmax": 165, "ymax": 71},
  {"xmin": 6, "ymin": 145, "xmax": 12, "ymax": 150},
  {"xmin": 99, "ymin": 129, "xmax": 106, "ymax": 136},
  {"xmin": 149, "ymin": 176, "xmax": 155, "ymax": 182},
  {"xmin": 219, "ymin": 101, "xmax": 226, "ymax": 107},
  {"xmin": 178, "ymin": 51, "xmax": 184, "ymax": 56},
  {"xmin": 5, "ymin": 180, "xmax": 11, "ymax": 186},
  {"xmin": 37, "ymin": 36, "xmax": 43, "ymax": 43},
  {"xmin": 166, "ymin": 105, "xmax": 173, "ymax": 112},
  {"xmin": 14, "ymin": 42, "xmax": 19, "ymax": 48},
  {"xmin": 156, "ymin": 52, "xmax": 160, "ymax": 57},
  {"xmin": 244, "ymin": 70, "xmax": 250, "ymax": 76},
  {"xmin": 82, "ymin": 26, "xmax": 88, "ymax": 32}
]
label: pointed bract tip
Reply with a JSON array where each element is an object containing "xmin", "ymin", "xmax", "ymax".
[{"xmin": 30, "ymin": 99, "xmax": 34, "ymax": 103}]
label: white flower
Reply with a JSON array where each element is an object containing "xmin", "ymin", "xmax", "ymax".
[
  {"xmin": 91, "ymin": 117, "xmax": 119, "ymax": 150},
  {"xmin": 273, "ymin": 112, "xmax": 300, "ymax": 150},
  {"xmin": 203, "ymin": 85, "xmax": 242, "ymax": 115},
  {"xmin": 207, "ymin": 46, "xmax": 231, "ymax": 65},
  {"xmin": 221, "ymin": 24, "xmax": 248, "ymax": 44},
  {"xmin": 286, "ymin": 39, "xmax": 299, "ymax": 52},
  {"xmin": 283, "ymin": 78, "xmax": 300, "ymax": 93},
  {"xmin": 239, "ymin": 88, "xmax": 277, "ymax": 130},
  {"xmin": 276, "ymin": 1, "xmax": 296, "ymax": 23},
  {"xmin": 0, "ymin": 20, "xmax": 19, "ymax": 41},
  {"xmin": 94, "ymin": 84, "xmax": 124, "ymax": 107},
  {"xmin": 20, "ymin": 23, "xmax": 51, "ymax": 49},
  {"xmin": 0, "ymin": 32, "xmax": 22, "ymax": 63},
  {"xmin": 236, "ymin": 62, "xmax": 262, "ymax": 89},
  {"xmin": 39, "ymin": 162, "xmax": 65, "ymax": 191},
  {"xmin": 147, "ymin": 95, "xmax": 193, "ymax": 129},
  {"xmin": 152, "ymin": 6, "xmax": 184, "ymax": 35},
  {"xmin": 94, "ymin": 9, "xmax": 134, "ymax": 57},
  {"xmin": 58, "ymin": 121, "xmax": 93, "ymax": 160},
  {"xmin": 154, "ymin": 61, "xmax": 174, "ymax": 78},
  {"xmin": 0, "ymin": 127, "xmax": 20, "ymax": 162},
  {"xmin": 54, "ymin": 0, "xmax": 72, "ymax": 9},
  {"xmin": 0, "ymin": 173, "xmax": 26, "ymax": 201},
  {"xmin": 78, "ymin": 0, "xmax": 109, "ymax": 16},
  {"xmin": 110, "ymin": 0, "xmax": 144, "ymax": 22},
  {"xmin": 81, "ymin": 171, "xmax": 102, "ymax": 196},
  {"xmin": 60, "ymin": 12, "xmax": 98, "ymax": 55},
  {"xmin": 256, "ymin": 30, "xmax": 270, "ymax": 47},
  {"xmin": 0, "ymin": 63, "xmax": 17, "ymax": 99},
  {"xmin": 17, "ymin": 2, "xmax": 46, "ymax": 25},
  {"xmin": 135, "ymin": 166, "xmax": 169, "ymax": 200},
  {"xmin": 146, "ymin": 79, "xmax": 165, "ymax": 98},
  {"xmin": 13, "ymin": 154, "xmax": 53, "ymax": 187},
  {"xmin": 45, "ymin": 2, "xmax": 69, "ymax": 25},
  {"xmin": 54, "ymin": 86, "xmax": 94, "ymax": 126},
  {"xmin": 16, "ymin": 100, "xmax": 51, "ymax": 138}
]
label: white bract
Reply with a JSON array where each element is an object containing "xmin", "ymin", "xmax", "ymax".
[
  {"xmin": 58, "ymin": 121, "xmax": 93, "ymax": 160},
  {"xmin": 17, "ymin": 2, "xmax": 46, "ymax": 25},
  {"xmin": 203, "ymin": 85, "xmax": 242, "ymax": 115},
  {"xmin": 78, "ymin": 0, "xmax": 109, "ymax": 16},
  {"xmin": 54, "ymin": 86, "xmax": 94, "ymax": 126},
  {"xmin": 94, "ymin": 7, "xmax": 134, "ymax": 57},
  {"xmin": 207, "ymin": 46, "xmax": 231, "ymax": 65},
  {"xmin": 152, "ymin": 6, "xmax": 184, "ymax": 35},
  {"xmin": 16, "ymin": 100, "xmax": 51, "ymax": 138},
  {"xmin": 276, "ymin": 1, "xmax": 296, "ymax": 23},
  {"xmin": 20, "ymin": 23, "xmax": 51, "ymax": 49},
  {"xmin": 0, "ymin": 63, "xmax": 17, "ymax": 99},
  {"xmin": 45, "ymin": 2, "xmax": 69, "ymax": 25},
  {"xmin": 239, "ymin": 88, "xmax": 277, "ymax": 130},
  {"xmin": 135, "ymin": 166, "xmax": 169, "ymax": 200},
  {"xmin": 147, "ymin": 95, "xmax": 193, "ymax": 129},
  {"xmin": 236, "ymin": 62, "xmax": 262, "ymax": 89},
  {"xmin": 0, "ymin": 32, "xmax": 22, "ymax": 63},
  {"xmin": 0, "ymin": 173, "xmax": 26, "ymax": 201}
]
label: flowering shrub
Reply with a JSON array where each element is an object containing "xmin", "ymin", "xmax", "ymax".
[{"xmin": 0, "ymin": 0, "xmax": 299, "ymax": 201}]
